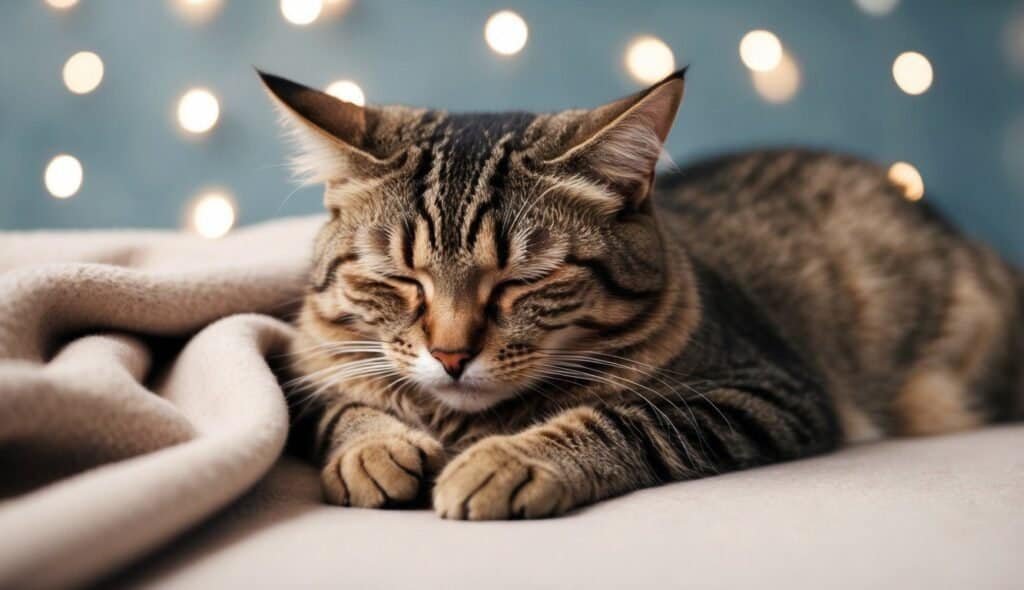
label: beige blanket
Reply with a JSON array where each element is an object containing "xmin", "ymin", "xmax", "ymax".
[{"xmin": 0, "ymin": 216, "xmax": 323, "ymax": 589}]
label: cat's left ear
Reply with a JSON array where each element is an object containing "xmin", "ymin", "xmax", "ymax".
[
  {"xmin": 545, "ymin": 68, "xmax": 686, "ymax": 209},
  {"xmin": 257, "ymin": 70, "xmax": 394, "ymax": 184}
]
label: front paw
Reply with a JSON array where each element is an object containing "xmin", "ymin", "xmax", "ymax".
[
  {"xmin": 321, "ymin": 433, "xmax": 445, "ymax": 508},
  {"xmin": 433, "ymin": 437, "xmax": 573, "ymax": 520}
]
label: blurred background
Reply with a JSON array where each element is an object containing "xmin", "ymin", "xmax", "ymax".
[{"xmin": 2, "ymin": 0, "xmax": 1022, "ymax": 265}]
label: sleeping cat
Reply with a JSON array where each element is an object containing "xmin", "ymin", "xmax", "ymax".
[{"xmin": 262, "ymin": 69, "xmax": 1023, "ymax": 520}]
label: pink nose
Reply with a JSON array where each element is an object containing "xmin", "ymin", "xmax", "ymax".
[{"xmin": 430, "ymin": 350, "xmax": 474, "ymax": 379}]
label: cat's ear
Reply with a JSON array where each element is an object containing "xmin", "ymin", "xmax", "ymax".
[
  {"xmin": 257, "ymin": 70, "xmax": 392, "ymax": 184},
  {"xmin": 545, "ymin": 68, "xmax": 686, "ymax": 209}
]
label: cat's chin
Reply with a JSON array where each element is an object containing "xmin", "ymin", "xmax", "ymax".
[{"xmin": 428, "ymin": 383, "xmax": 517, "ymax": 413}]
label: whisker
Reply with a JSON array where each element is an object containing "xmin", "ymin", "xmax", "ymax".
[{"xmin": 535, "ymin": 360, "xmax": 705, "ymax": 471}]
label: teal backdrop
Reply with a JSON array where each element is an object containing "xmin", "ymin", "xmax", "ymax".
[{"xmin": 2, "ymin": 1, "xmax": 1022, "ymax": 264}]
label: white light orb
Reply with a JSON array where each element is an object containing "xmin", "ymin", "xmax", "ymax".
[
  {"xmin": 752, "ymin": 52, "xmax": 801, "ymax": 103},
  {"xmin": 172, "ymin": 0, "xmax": 224, "ymax": 24},
  {"xmin": 484, "ymin": 10, "xmax": 528, "ymax": 56},
  {"xmin": 325, "ymin": 80, "xmax": 365, "ymax": 106},
  {"xmin": 189, "ymin": 191, "xmax": 236, "ymax": 239},
  {"xmin": 63, "ymin": 51, "xmax": 104, "ymax": 95},
  {"xmin": 323, "ymin": 0, "xmax": 354, "ymax": 17},
  {"xmin": 625, "ymin": 36, "xmax": 676, "ymax": 84},
  {"xmin": 888, "ymin": 162, "xmax": 924, "ymax": 201},
  {"xmin": 44, "ymin": 154, "xmax": 83, "ymax": 199},
  {"xmin": 1004, "ymin": 11, "xmax": 1024, "ymax": 74},
  {"xmin": 45, "ymin": 0, "xmax": 79, "ymax": 9},
  {"xmin": 892, "ymin": 51, "xmax": 933, "ymax": 95},
  {"xmin": 281, "ymin": 0, "xmax": 323, "ymax": 26},
  {"xmin": 177, "ymin": 88, "xmax": 220, "ymax": 135},
  {"xmin": 740, "ymin": 30, "xmax": 783, "ymax": 72},
  {"xmin": 854, "ymin": 0, "xmax": 899, "ymax": 17}
]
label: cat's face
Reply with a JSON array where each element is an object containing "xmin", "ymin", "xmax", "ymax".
[{"xmin": 263, "ymin": 71, "xmax": 684, "ymax": 412}]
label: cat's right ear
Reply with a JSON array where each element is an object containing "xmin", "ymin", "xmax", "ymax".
[{"xmin": 257, "ymin": 70, "xmax": 390, "ymax": 184}]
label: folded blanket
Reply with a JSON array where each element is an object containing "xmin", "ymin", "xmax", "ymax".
[{"xmin": 0, "ymin": 216, "xmax": 323, "ymax": 589}]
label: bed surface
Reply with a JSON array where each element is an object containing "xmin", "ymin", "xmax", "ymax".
[{"xmin": 117, "ymin": 425, "xmax": 1024, "ymax": 590}]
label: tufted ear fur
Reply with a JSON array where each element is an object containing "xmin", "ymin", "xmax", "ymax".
[
  {"xmin": 545, "ymin": 69, "xmax": 686, "ymax": 208},
  {"xmin": 257, "ymin": 70, "xmax": 392, "ymax": 185}
]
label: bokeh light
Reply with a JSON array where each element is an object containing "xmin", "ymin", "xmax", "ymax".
[
  {"xmin": 325, "ymin": 80, "xmax": 366, "ymax": 106},
  {"xmin": 188, "ymin": 191, "xmax": 236, "ymax": 239},
  {"xmin": 1005, "ymin": 11, "xmax": 1024, "ymax": 74},
  {"xmin": 323, "ymin": 0, "xmax": 354, "ymax": 18},
  {"xmin": 740, "ymin": 30, "xmax": 783, "ymax": 72},
  {"xmin": 45, "ymin": 0, "xmax": 78, "ymax": 10},
  {"xmin": 176, "ymin": 88, "xmax": 220, "ymax": 135},
  {"xmin": 888, "ymin": 161, "xmax": 924, "ymax": 201},
  {"xmin": 854, "ymin": 0, "xmax": 899, "ymax": 17},
  {"xmin": 892, "ymin": 51, "xmax": 933, "ymax": 95},
  {"xmin": 63, "ymin": 51, "xmax": 104, "ymax": 95},
  {"xmin": 171, "ymin": 0, "xmax": 223, "ymax": 24},
  {"xmin": 281, "ymin": 0, "xmax": 323, "ymax": 26},
  {"xmin": 44, "ymin": 154, "xmax": 83, "ymax": 199},
  {"xmin": 625, "ymin": 36, "xmax": 676, "ymax": 84},
  {"xmin": 752, "ymin": 52, "xmax": 801, "ymax": 103},
  {"xmin": 484, "ymin": 10, "xmax": 528, "ymax": 56}
]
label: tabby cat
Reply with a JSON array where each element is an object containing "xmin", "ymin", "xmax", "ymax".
[{"xmin": 261, "ymin": 69, "xmax": 1023, "ymax": 520}]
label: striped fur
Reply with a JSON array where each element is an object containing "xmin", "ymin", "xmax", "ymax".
[{"xmin": 262, "ymin": 70, "xmax": 1024, "ymax": 520}]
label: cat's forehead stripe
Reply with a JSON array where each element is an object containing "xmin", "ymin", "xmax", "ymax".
[{"xmin": 413, "ymin": 112, "xmax": 538, "ymax": 257}]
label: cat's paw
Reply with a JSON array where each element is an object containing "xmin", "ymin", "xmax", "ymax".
[
  {"xmin": 321, "ymin": 433, "xmax": 445, "ymax": 508},
  {"xmin": 433, "ymin": 437, "xmax": 572, "ymax": 520}
]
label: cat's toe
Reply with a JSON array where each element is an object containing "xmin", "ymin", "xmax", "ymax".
[
  {"xmin": 433, "ymin": 438, "xmax": 570, "ymax": 520},
  {"xmin": 321, "ymin": 434, "xmax": 445, "ymax": 508}
]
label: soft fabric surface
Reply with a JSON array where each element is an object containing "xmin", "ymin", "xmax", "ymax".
[
  {"xmin": 0, "ymin": 217, "xmax": 321, "ymax": 589},
  {"xmin": 1, "ymin": 218, "xmax": 1021, "ymax": 589},
  {"xmin": 116, "ymin": 426, "xmax": 1024, "ymax": 590}
]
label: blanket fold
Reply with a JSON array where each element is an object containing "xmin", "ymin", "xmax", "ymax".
[{"xmin": 0, "ymin": 216, "xmax": 322, "ymax": 589}]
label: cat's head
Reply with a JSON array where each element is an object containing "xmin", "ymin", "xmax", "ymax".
[{"xmin": 263, "ymin": 70, "xmax": 685, "ymax": 412}]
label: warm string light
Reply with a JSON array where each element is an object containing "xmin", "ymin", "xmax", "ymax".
[
  {"xmin": 892, "ymin": 51, "xmax": 933, "ymax": 95},
  {"xmin": 171, "ymin": 0, "xmax": 224, "ymax": 24},
  {"xmin": 751, "ymin": 52, "xmax": 801, "ymax": 103},
  {"xmin": 63, "ymin": 51, "xmax": 104, "ymax": 95},
  {"xmin": 44, "ymin": 154, "xmax": 83, "ymax": 199},
  {"xmin": 625, "ymin": 36, "xmax": 675, "ymax": 84},
  {"xmin": 325, "ymin": 80, "xmax": 366, "ymax": 106},
  {"xmin": 322, "ymin": 0, "xmax": 354, "ymax": 18},
  {"xmin": 484, "ymin": 10, "xmax": 528, "ymax": 56},
  {"xmin": 1004, "ymin": 11, "xmax": 1024, "ymax": 74},
  {"xmin": 177, "ymin": 88, "xmax": 220, "ymax": 135},
  {"xmin": 854, "ymin": 0, "xmax": 899, "ymax": 17},
  {"xmin": 739, "ymin": 30, "xmax": 799, "ymax": 103},
  {"xmin": 188, "ymin": 190, "xmax": 236, "ymax": 238},
  {"xmin": 281, "ymin": 0, "xmax": 323, "ymax": 26},
  {"xmin": 45, "ymin": 0, "xmax": 78, "ymax": 10},
  {"xmin": 888, "ymin": 162, "xmax": 925, "ymax": 201},
  {"xmin": 740, "ymin": 30, "xmax": 783, "ymax": 72}
]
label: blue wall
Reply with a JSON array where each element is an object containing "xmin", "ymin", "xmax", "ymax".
[{"xmin": 2, "ymin": 1, "xmax": 1022, "ymax": 265}]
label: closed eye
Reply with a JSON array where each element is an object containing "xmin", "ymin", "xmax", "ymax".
[
  {"xmin": 485, "ymin": 270, "xmax": 564, "ymax": 319},
  {"xmin": 385, "ymin": 274, "xmax": 424, "ymax": 292},
  {"xmin": 384, "ymin": 274, "xmax": 427, "ymax": 318}
]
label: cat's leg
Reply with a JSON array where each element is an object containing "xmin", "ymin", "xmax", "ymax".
[
  {"xmin": 317, "ymin": 400, "xmax": 446, "ymax": 508},
  {"xmin": 433, "ymin": 389, "xmax": 838, "ymax": 520}
]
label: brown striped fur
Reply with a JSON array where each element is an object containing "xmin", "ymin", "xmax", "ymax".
[{"xmin": 261, "ymin": 69, "xmax": 1024, "ymax": 520}]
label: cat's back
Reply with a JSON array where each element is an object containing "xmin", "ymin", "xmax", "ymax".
[{"xmin": 655, "ymin": 148, "xmax": 1023, "ymax": 437}]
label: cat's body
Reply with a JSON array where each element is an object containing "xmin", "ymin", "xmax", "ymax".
[
  {"xmin": 660, "ymin": 150, "xmax": 1023, "ymax": 441},
  {"xmin": 264, "ymin": 70, "xmax": 1023, "ymax": 520}
]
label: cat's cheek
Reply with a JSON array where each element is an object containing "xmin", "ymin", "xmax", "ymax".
[{"xmin": 538, "ymin": 325, "xmax": 589, "ymax": 352}]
